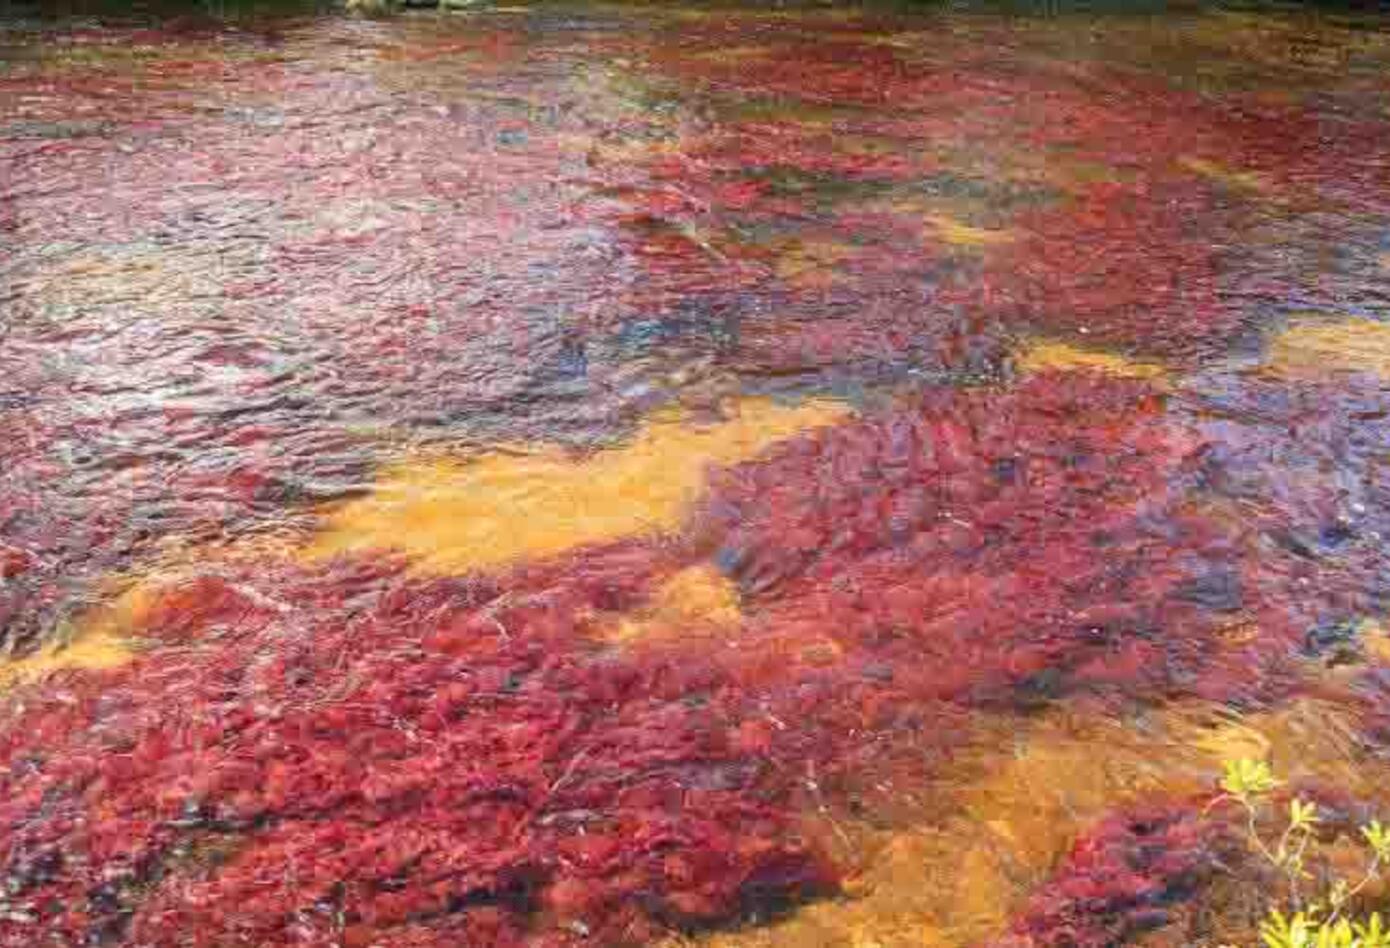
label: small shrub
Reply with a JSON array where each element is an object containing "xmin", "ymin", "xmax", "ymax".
[{"xmin": 1212, "ymin": 759, "xmax": 1390, "ymax": 948}]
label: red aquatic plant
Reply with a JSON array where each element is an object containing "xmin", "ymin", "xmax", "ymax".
[
  {"xmin": 0, "ymin": 550, "xmax": 837, "ymax": 947},
  {"xmin": 986, "ymin": 179, "xmax": 1242, "ymax": 360},
  {"xmin": 0, "ymin": 21, "xmax": 657, "ymax": 650},
  {"xmin": 0, "ymin": 377, "xmax": 1379, "ymax": 946},
  {"xmin": 994, "ymin": 804, "xmax": 1228, "ymax": 948},
  {"xmin": 9, "ymin": 7, "xmax": 1386, "ymax": 661},
  {"xmin": 699, "ymin": 373, "xmax": 1303, "ymax": 710},
  {"xmin": 4, "ymin": 16, "xmax": 1390, "ymax": 947}
]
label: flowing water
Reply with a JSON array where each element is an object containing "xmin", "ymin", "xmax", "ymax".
[{"xmin": 2, "ymin": 1, "xmax": 1390, "ymax": 944}]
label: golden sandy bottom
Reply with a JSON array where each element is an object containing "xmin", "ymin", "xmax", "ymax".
[
  {"xmin": 1264, "ymin": 316, "xmax": 1390, "ymax": 379},
  {"xmin": 1014, "ymin": 339, "xmax": 1168, "ymax": 380},
  {"xmin": 303, "ymin": 397, "xmax": 849, "ymax": 575},
  {"xmin": 607, "ymin": 564, "xmax": 743, "ymax": 643},
  {"xmin": 0, "ymin": 582, "xmax": 156, "ymax": 689}
]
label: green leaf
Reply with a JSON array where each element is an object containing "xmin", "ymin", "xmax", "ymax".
[
  {"xmin": 1290, "ymin": 798, "xmax": 1320, "ymax": 831},
  {"xmin": 1362, "ymin": 820, "xmax": 1390, "ymax": 861},
  {"xmin": 1329, "ymin": 878, "xmax": 1350, "ymax": 909},
  {"xmin": 1223, "ymin": 758, "xmax": 1279, "ymax": 800},
  {"xmin": 1262, "ymin": 910, "xmax": 1311, "ymax": 948},
  {"xmin": 1355, "ymin": 913, "xmax": 1388, "ymax": 948}
]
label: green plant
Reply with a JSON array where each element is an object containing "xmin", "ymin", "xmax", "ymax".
[
  {"xmin": 1211, "ymin": 759, "xmax": 1390, "ymax": 948},
  {"xmin": 1259, "ymin": 909, "xmax": 1390, "ymax": 948}
]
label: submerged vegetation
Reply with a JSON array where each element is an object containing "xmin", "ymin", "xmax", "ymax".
[{"xmin": 3, "ymin": 1, "xmax": 1390, "ymax": 945}]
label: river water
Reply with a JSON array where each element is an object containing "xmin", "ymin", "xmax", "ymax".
[{"xmin": 2, "ymin": 2, "xmax": 1390, "ymax": 944}]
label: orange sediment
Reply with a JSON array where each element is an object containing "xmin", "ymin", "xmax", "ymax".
[
  {"xmin": 1014, "ymin": 339, "xmax": 1168, "ymax": 380},
  {"xmin": 607, "ymin": 563, "xmax": 743, "ymax": 643},
  {"xmin": 302, "ymin": 397, "xmax": 850, "ymax": 575},
  {"xmin": 0, "ymin": 583, "xmax": 150, "ymax": 690},
  {"xmin": 1263, "ymin": 316, "xmax": 1390, "ymax": 380}
]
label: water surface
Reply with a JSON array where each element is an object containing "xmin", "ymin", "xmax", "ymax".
[{"xmin": 2, "ymin": 2, "xmax": 1390, "ymax": 944}]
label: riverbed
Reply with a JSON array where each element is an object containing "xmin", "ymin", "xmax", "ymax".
[{"xmin": 2, "ymin": 2, "xmax": 1390, "ymax": 944}]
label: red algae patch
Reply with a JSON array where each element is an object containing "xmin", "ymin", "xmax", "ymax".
[
  {"xmin": 0, "ymin": 555, "xmax": 840, "ymax": 946},
  {"xmin": 7, "ymin": 368, "xmax": 1387, "ymax": 945},
  {"xmin": 3, "ymin": 371, "xmax": 1387, "ymax": 945},
  {"xmin": 700, "ymin": 373, "xmax": 1304, "ymax": 709},
  {"xmin": 989, "ymin": 181, "xmax": 1239, "ymax": 360},
  {"xmin": 992, "ymin": 803, "xmax": 1231, "ymax": 948},
  {"xmin": 4, "ymin": 8, "xmax": 1390, "ymax": 945}
]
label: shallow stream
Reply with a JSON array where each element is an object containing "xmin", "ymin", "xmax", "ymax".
[{"xmin": 2, "ymin": 2, "xmax": 1390, "ymax": 943}]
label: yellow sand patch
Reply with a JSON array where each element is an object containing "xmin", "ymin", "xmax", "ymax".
[
  {"xmin": 585, "ymin": 136, "xmax": 684, "ymax": 167},
  {"xmin": 1361, "ymin": 620, "xmax": 1390, "ymax": 665},
  {"xmin": 2, "ymin": 401, "xmax": 840, "ymax": 683},
  {"xmin": 835, "ymin": 135, "xmax": 910, "ymax": 160},
  {"xmin": 957, "ymin": 699, "xmax": 1378, "ymax": 885},
  {"xmin": 956, "ymin": 707, "xmax": 1212, "ymax": 882},
  {"xmin": 304, "ymin": 398, "xmax": 849, "ymax": 576},
  {"xmin": 856, "ymin": 194, "xmax": 1013, "ymax": 249},
  {"xmin": 28, "ymin": 248, "xmax": 238, "ymax": 310},
  {"xmin": 608, "ymin": 564, "xmax": 742, "ymax": 643},
  {"xmin": 925, "ymin": 214, "xmax": 1012, "ymax": 248},
  {"xmin": 1379, "ymin": 252, "xmax": 1390, "ymax": 273},
  {"xmin": 0, "ymin": 582, "xmax": 158, "ymax": 689},
  {"xmin": 0, "ymin": 630, "xmax": 131, "ymax": 690},
  {"xmin": 848, "ymin": 30, "xmax": 935, "ymax": 49},
  {"xmin": 1014, "ymin": 340, "xmax": 1167, "ymax": 380},
  {"xmin": 150, "ymin": 524, "xmax": 311, "ymax": 570},
  {"xmin": 1265, "ymin": 317, "xmax": 1390, "ymax": 379},
  {"xmin": 0, "ymin": 527, "xmax": 317, "ymax": 690},
  {"xmin": 1179, "ymin": 156, "xmax": 1269, "ymax": 194}
]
